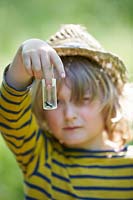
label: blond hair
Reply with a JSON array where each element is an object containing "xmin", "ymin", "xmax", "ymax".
[{"xmin": 32, "ymin": 56, "xmax": 132, "ymax": 146}]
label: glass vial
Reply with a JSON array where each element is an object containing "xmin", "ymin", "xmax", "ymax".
[{"xmin": 42, "ymin": 78, "xmax": 57, "ymax": 110}]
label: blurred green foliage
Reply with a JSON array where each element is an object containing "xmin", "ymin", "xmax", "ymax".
[
  {"xmin": 0, "ymin": 0, "xmax": 133, "ymax": 199},
  {"xmin": 0, "ymin": 136, "xmax": 23, "ymax": 200},
  {"xmin": 0, "ymin": 0, "xmax": 133, "ymax": 77}
]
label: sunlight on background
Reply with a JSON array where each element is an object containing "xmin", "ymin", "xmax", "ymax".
[{"xmin": 0, "ymin": 0, "xmax": 133, "ymax": 199}]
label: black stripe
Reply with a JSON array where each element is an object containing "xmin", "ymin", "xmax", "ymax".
[
  {"xmin": 0, "ymin": 117, "xmax": 32, "ymax": 130},
  {"xmin": 52, "ymin": 159, "xmax": 133, "ymax": 169},
  {"xmin": 32, "ymin": 156, "xmax": 40, "ymax": 175},
  {"xmin": 1, "ymin": 92, "xmax": 23, "ymax": 105},
  {"xmin": 70, "ymin": 174, "xmax": 133, "ymax": 180},
  {"xmin": 24, "ymin": 181, "xmax": 51, "ymax": 198},
  {"xmin": 25, "ymin": 195, "xmax": 56, "ymax": 200},
  {"xmin": 63, "ymin": 146, "xmax": 127, "ymax": 153},
  {"xmin": 52, "ymin": 172, "xmax": 70, "ymax": 182},
  {"xmin": 25, "ymin": 196, "xmax": 37, "ymax": 200},
  {"xmin": 18, "ymin": 155, "xmax": 34, "ymax": 168},
  {"xmin": 1, "ymin": 135, "xmax": 23, "ymax": 149},
  {"xmin": 45, "ymin": 162, "xmax": 51, "ymax": 169},
  {"xmin": 24, "ymin": 131, "xmax": 36, "ymax": 143},
  {"xmin": 0, "ymin": 104, "xmax": 31, "ymax": 122},
  {"xmin": 74, "ymin": 186, "xmax": 133, "ymax": 191},
  {"xmin": 36, "ymin": 129, "xmax": 42, "ymax": 141},
  {"xmin": 2, "ymin": 82, "xmax": 28, "ymax": 96},
  {"xmin": 32, "ymin": 172, "xmax": 51, "ymax": 184},
  {"xmin": 1, "ymin": 104, "xmax": 23, "ymax": 114},
  {"xmin": 52, "ymin": 185, "xmax": 77, "ymax": 198},
  {"xmin": 65, "ymin": 154, "xmax": 125, "ymax": 158},
  {"xmin": 13, "ymin": 147, "xmax": 35, "ymax": 157},
  {"xmin": 1, "ymin": 132, "xmax": 24, "ymax": 140},
  {"xmin": 20, "ymin": 147, "xmax": 35, "ymax": 156}
]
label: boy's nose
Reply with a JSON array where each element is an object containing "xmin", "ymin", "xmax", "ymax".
[{"xmin": 64, "ymin": 103, "xmax": 77, "ymax": 122}]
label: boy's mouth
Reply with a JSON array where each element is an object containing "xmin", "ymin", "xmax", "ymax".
[{"xmin": 63, "ymin": 126, "xmax": 81, "ymax": 131}]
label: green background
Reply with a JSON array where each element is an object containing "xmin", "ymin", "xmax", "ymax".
[{"xmin": 0, "ymin": 0, "xmax": 133, "ymax": 199}]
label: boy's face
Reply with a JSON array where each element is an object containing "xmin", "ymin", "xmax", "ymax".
[{"xmin": 43, "ymin": 83, "xmax": 105, "ymax": 150}]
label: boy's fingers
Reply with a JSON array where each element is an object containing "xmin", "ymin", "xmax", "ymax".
[
  {"xmin": 22, "ymin": 52, "xmax": 33, "ymax": 76},
  {"xmin": 40, "ymin": 50, "xmax": 53, "ymax": 86},
  {"xmin": 22, "ymin": 50, "xmax": 43, "ymax": 79},
  {"xmin": 30, "ymin": 51, "xmax": 41, "ymax": 71},
  {"xmin": 49, "ymin": 50, "xmax": 65, "ymax": 78},
  {"xmin": 33, "ymin": 70, "xmax": 42, "ymax": 79}
]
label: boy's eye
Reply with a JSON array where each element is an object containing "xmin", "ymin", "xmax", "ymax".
[
  {"xmin": 83, "ymin": 97, "xmax": 90, "ymax": 101},
  {"xmin": 82, "ymin": 97, "xmax": 91, "ymax": 104}
]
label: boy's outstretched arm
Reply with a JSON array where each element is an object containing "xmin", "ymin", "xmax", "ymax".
[
  {"xmin": 6, "ymin": 39, "xmax": 65, "ymax": 89},
  {"xmin": 0, "ymin": 39, "xmax": 65, "ymax": 173}
]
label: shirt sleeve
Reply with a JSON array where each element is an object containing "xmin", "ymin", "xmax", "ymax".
[{"xmin": 0, "ymin": 74, "xmax": 43, "ymax": 174}]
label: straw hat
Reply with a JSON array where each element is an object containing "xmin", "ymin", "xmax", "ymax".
[{"xmin": 47, "ymin": 24, "xmax": 127, "ymax": 94}]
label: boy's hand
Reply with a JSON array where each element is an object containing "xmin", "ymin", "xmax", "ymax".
[
  {"xmin": 22, "ymin": 39, "xmax": 65, "ymax": 84},
  {"xmin": 6, "ymin": 39, "xmax": 65, "ymax": 89}
]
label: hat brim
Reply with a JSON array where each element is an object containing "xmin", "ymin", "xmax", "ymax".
[
  {"xmin": 53, "ymin": 46, "xmax": 127, "ymax": 93},
  {"xmin": 54, "ymin": 46, "xmax": 124, "ymax": 69},
  {"xmin": 54, "ymin": 46, "xmax": 126, "ymax": 80}
]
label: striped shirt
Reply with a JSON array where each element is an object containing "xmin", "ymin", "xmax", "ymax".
[{"xmin": 0, "ymin": 79, "xmax": 133, "ymax": 200}]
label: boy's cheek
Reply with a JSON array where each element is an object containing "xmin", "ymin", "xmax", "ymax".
[{"xmin": 47, "ymin": 114, "xmax": 62, "ymax": 131}]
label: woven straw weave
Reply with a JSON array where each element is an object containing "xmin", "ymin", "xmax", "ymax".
[{"xmin": 48, "ymin": 24, "xmax": 127, "ymax": 93}]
